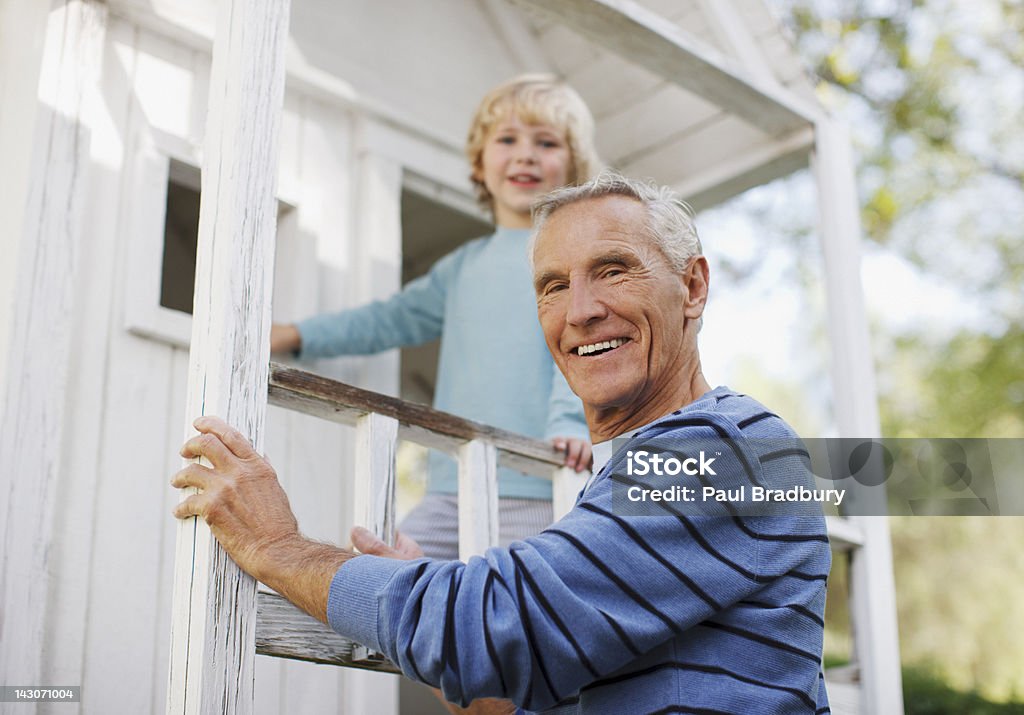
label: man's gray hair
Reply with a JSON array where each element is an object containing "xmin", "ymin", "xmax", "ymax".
[{"xmin": 530, "ymin": 170, "xmax": 702, "ymax": 271}]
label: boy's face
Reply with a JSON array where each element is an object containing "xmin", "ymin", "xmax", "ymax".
[{"xmin": 475, "ymin": 114, "xmax": 571, "ymax": 229}]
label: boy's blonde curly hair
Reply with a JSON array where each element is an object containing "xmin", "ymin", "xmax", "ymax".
[{"xmin": 465, "ymin": 74, "xmax": 600, "ymax": 213}]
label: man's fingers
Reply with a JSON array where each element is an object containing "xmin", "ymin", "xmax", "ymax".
[
  {"xmin": 181, "ymin": 431, "xmax": 234, "ymax": 467},
  {"xmin": 171, "ymin": 463, "xmax": 215, "ymax": 491},
  {"xmin": 173, "ymin": 492, "xmax": 210, "ymax": 520},
  {"xmin": 394, "ymin": 531, "xmax": 426, "ymax": 559},
  {"xmin": 351, "ymin": 526, "xmax": 397, "ymax": 557},
  {"xmin": 351, "ymin": 527, "xmax": 425, "ymax": 561},
  {"xmin": 193, "ymin": 416, "xmax": 259, "ymax": 460}
]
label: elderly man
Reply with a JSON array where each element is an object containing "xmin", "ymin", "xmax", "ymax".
[{"xmin": 173, "ymin": 173, "xmax": 831, "ymax": 714}]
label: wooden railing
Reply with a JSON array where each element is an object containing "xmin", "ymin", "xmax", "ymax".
[
  {"xmin": 257, "ymin": 363, "xmax": 864, "ymax": 671},
  {"xmin": 257, "ymin": 363, "xmax": 588, "ymax": 668}
]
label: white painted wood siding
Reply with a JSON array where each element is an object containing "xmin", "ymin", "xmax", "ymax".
[
  {"xmin": 11, "ymin": 11, "xmax": 459, "ymax": 713},
  {"xmin": 0, "ymin": 0, "xmax": 108, "ymax": 699}
]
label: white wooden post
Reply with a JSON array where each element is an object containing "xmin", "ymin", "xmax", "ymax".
[
  {"xmin": 812, "ymin": 118, "xmax": 904, "ymax": 715},
  {"xmin": 0, "ymin": 0, "xmax": 106, "ymax": 694},
  {"xmin": 339, "ymin": 132, "xmax": 404, "ymax": 715},
  {"xmin": 350, "ymin": 412, "xmax": 399, "ymax": 668},
  {"xmin": 166, "ymin": 0, "xmax": 290, "ymax": 712},
  {"xmin": 353, "ymin": 413, "xmax": 399, "ymax": 544},
  {"xmin": 552, "ymin": 466, "xmax": 589, "ymax": 521},
  {"xmin": 458, "ymin": 440, "xmax": 500, "ymax": 560}
]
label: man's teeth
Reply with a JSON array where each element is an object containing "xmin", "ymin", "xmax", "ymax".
[{"xmin": 577, "ymin": 338, "xmax": 627, "ymax": 356}]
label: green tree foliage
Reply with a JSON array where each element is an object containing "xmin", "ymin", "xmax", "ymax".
[
  {"xmin": 765, "ymin": 0, "xmax": 1024, "ymax": 701},
  {"xmin": 778, "ymin": 0, "xmax": 1023, "ymax": 319}
]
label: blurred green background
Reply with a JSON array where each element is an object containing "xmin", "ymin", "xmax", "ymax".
[{"xmin": 705, "ymin": 0, "xmax": 1023, "ymax": 710}]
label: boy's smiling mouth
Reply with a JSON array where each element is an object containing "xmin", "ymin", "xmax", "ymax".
[{"xmin": 508, "ymin": 173, "xmax": 541, "ymax": 185}]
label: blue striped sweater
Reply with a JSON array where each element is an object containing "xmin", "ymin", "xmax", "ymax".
[{"xmin": 328, "ymin": 387, "xmax": 831, "ymax": 714}]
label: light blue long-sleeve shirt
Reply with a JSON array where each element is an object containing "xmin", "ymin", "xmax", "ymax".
[{"xmin": 297, "ymin": 227, "xmax": 588, "ymax": 499}]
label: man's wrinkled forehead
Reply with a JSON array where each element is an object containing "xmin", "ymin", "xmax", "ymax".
[{"xmin": 532, "ymin": 196, "xmax": 650, "ymax": 270}]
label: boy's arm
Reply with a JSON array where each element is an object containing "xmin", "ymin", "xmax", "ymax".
[
  {"xmin": 289, "ymin": 244, "xmax": 467, "ymax": 359},
  {"xmin": 545, "ymin": 362, "xmax": 591, "ymax": 471}
]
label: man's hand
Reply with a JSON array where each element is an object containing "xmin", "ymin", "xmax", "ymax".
[
  {"xmin": 351, "ymin": 526, "xmax": 425, "ymax": 560},
  {"xmin": 351, "ymin": 527, "xmax": 515, "ymax": 715},
  {"xmin": 552, "ymin": 436, "xmax": 592, "ymax": 472},
  {"xmin": 172, "ymin": 416, "xmax": 350, "ymax": 622}
]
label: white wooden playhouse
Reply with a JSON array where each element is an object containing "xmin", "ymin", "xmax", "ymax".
[{"xmin": 0, "ymin": 0, "xmax": 902, "ymax": 713}]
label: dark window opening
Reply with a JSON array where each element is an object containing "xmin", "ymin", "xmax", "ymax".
[
  {"xmin": 160, "ymin": 161, "xmax": 202, "ymax": 314},
  {"xmin": 159, "ymin": 161, "xmax": 291, "ymax": 316}
]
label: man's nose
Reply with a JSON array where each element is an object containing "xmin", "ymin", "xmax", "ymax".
[{"xmin": 566, "ymin": 281, "xmax": 607, "ymax": 326}]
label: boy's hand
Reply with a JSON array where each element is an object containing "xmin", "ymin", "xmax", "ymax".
[
  {"xmin": 270, "ymin": 323, "xmax": 301, "ymax": 354},
  {"xmin": 551, "ymin": 436, "xmax": 592, "ymax": 472}
]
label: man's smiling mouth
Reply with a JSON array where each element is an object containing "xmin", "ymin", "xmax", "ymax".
[{"xmin": 575, "ymin": 338, "xmax": 629, "ymax": 356}]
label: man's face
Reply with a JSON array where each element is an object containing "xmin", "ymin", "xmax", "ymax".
[{"xmin": 533, "ymin": 196, "xmax": 703, "ymax": 416}]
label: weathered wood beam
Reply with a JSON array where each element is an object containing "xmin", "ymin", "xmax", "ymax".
[
  {"xmin": 670, "ymin": 125, "xmax": 815, "ymax": 211},
  {"xmin": 509, "ymin": 0, "xmax": 818, "ymax": 136},
  {"xmin": 695, "ymin": 0, "xmax": 778, "ymax": 88},
  {"xmin": 268, "ymin": 363, "xmax": 567, "ymax": 477},
  {"xmin": 166, "ymin": 0, "xmax": 290, "ymax": 712},
  {"xmin": 255, "ymin": 592, "xmax": 400, "ymax": 673}
]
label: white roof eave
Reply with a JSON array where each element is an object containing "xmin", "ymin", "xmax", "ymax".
[{"xmin": 509, "ymin": 0, "xmax": 823, "ymax": 135}]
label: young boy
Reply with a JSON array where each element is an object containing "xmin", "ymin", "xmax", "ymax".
[{"xmin": 271, "ymin": 74, "xmax": 600, "ymax": 558}]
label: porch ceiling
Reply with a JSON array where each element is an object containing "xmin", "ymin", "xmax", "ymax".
[{"xmin": 109, "ymin": 0, "xmax": 825, "ymax": 208}]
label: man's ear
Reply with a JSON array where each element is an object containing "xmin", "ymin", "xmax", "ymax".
[{"xmin": 683, "ymin": 256, "xmax": 709, "ymax": 319}]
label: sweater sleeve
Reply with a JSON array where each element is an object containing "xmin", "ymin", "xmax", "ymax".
[
  {"xmin": 326, "ymin": 419, "xmax": 830, "ymax": 711},
  {"xmin": 543, "ymin": 362, "xmax": 589, "ymax": 441},
  {"xmin": 296, "ymin": 243, "xmax": 467, "ymax": 359}
]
